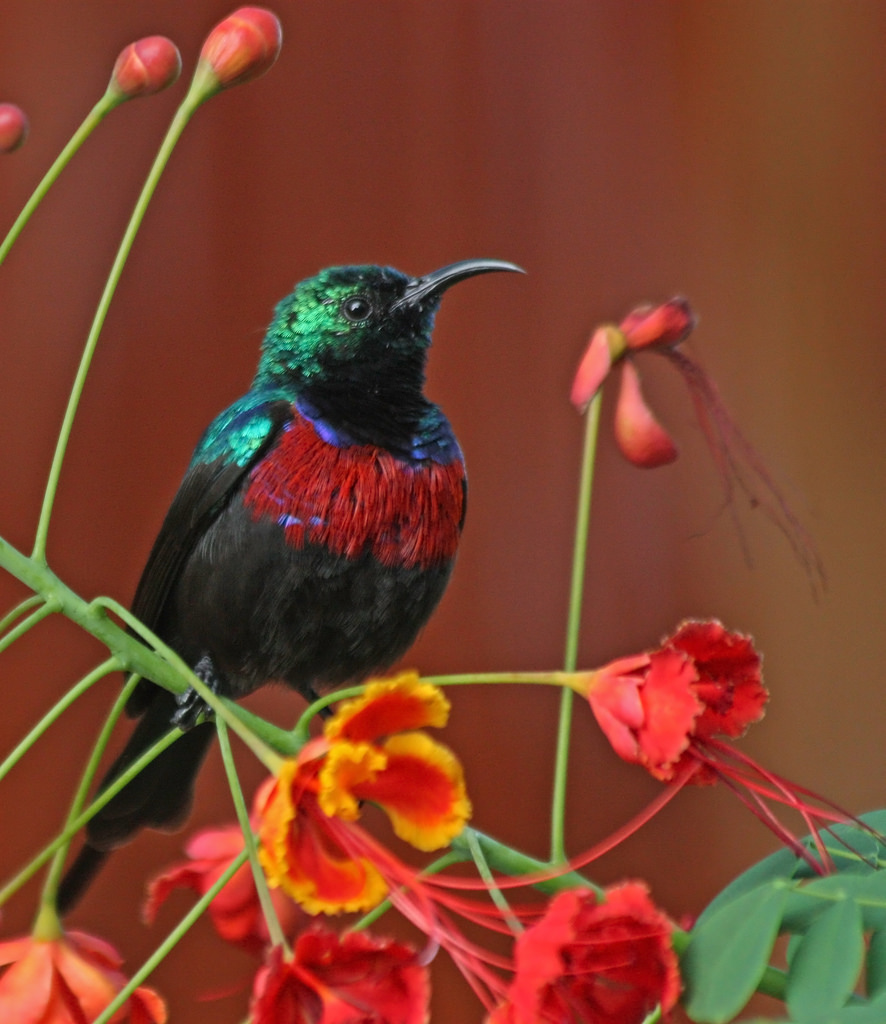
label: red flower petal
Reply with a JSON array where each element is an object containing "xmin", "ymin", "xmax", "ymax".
[
  {"xmin": 614, "ymin": 362, "xmax": 678, "ymax": 468},
  {"xmin": 619, "ymin": 297, "xmax": 695, "ymax": 351}
]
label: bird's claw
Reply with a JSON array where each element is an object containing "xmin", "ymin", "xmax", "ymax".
[{"xmin": 171, "ymin": 654, "xmax": 220, "ymax": 730}]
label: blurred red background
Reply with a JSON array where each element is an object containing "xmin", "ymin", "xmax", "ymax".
[{"xmin": 2, "ymin": 2, "xmax": 886, "ymax": 1020}]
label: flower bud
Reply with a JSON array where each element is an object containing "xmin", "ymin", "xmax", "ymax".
[
  {"xmin": 0, "ymin": 103, "xmax": 28, "ymax": 153},
  {"xmin": 614, "ymin": 362, "xmax": 678, "ymax": 468},
  {"xmin": 108, "ymin": 36, "xmax": 182, "ymax": 101},
  {"xmin": 195, "ymin": 7, "xmax": 283, "ymax": 93},
  {"xmin": 570, "ymin": 325, "xmax": 627, "ymax": 412},
  {"xmin": 620, "ymin": 297, "xmax": 695, "ymax": 352}
]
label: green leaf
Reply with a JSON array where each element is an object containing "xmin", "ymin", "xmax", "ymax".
[
  {"xmin": 866, "ymin": 929, "xmax": 886, "ymax": 997},
  {"xmin": 786, "ymin": 898, "xmax": 864, "ymax": 1020},
  {"xmin": 682, "ymin": 882, "xmax": 788, "ymax": 1023},
  {"xmin": 694, "ymin": 846, "xmax": 801, "ymax": 931}
]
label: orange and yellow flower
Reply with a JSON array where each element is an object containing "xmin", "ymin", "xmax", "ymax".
[{"xmin": 258, "ymin": 672, "xmax": 471, "ymax": 915}]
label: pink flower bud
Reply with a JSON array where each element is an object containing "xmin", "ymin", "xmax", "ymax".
[
  {"xmin": 108, "ymin": 36, "xmax": 182, "ymax": 100},
  {"xmin": 0, "ymin": 103, "xmax": 28, "ymax": 153},
  {"xmin": 197, "ymin": 7, "xmax": 283, "ymax": 91},
  {"xmin": 570, "ymin": 325, "xmax": 627, "ymax": 412},
  {"xmin": 619, "ymin": 297, "xmax": 695, "ymax": 352},
  {"xmin": 614, "ymin": 362, "xmax": 678, "ymax": 468}
]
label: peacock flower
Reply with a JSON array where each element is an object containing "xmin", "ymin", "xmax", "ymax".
[
  {"xmin": 258, "ymin": 672, "xmax": 471, "ymax": 915},
  {"xmin": 0, "ymin": 927, "xmax": 165, "ymax": 1023},
  {"xmin": 0, "ymin": 103, "xmax": 28, "ymax": 153},
  {"xmin": 107, "ymin": 36, "xmax": 181, "ymax": 103},
  {"xmin": 488, "ymin": 883, "xmax": 680, "ymax": 1024},
  {"xmin": 570, "ymin": 299, "xmax": 824, "ymax": 589},
  {"xmin": 572, "ymin": 621, "xmax": 854, "ymax": 869},
  {"xmin": 144, "ymin": 778, "xmax": 304, "ymax": 956},
  {"xmin": 250, "ymin": 928, "xmax": 430, "ymax": 1024},
  {"xmin": 574, "ymin": 619, "xmax": 766, "ymax": 784}
]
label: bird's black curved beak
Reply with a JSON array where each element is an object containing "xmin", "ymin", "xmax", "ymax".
[{"xmin": 392, "ymin": 258, "xmax": 525, "ymax": 311}]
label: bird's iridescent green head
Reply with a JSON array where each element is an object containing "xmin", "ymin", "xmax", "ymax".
[
  {"xmin": 255, "ymin": 260, "xmax": 522, "ymax": 391},
  {"xmin": 254, "ymin": 260, "xmax": 522, "ymax": 449}
]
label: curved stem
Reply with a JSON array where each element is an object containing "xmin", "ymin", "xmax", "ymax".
[
  {"xmin": 0, "ymin": 729, "xmax": 180, "ymax": 907},
  {"xmin": 550, "ymin": 395, "xmax": 602, "ymax": 863},
  {"xmin": 0, "ymin": 598, "xmax": 57, "ymax": 655},
  {"xmin": 0, "ymin": 95, "xmax": 119, "ymax": 267},
  {"xmin": 39, "ymin": 665, "xmax": 134, "ymax": 909},
  {"xmin": 0, "ymin": 656, "xmax": 119, "ymax": 785},
  {"xmin": 32, "ymin": 93, "xmax": 203, "ymax": 564},
  {"xmin": 0, "ymin": 594, "xmax": 44, "ymax": 635}
]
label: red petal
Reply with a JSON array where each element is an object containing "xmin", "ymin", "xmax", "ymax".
[
  {"xmin": 620, "ymin": 297, "xmax": 695, "ymax": 350},
  {"xmin": 614, "ymin": 362, "xmax": 678, "ymax": 468}
]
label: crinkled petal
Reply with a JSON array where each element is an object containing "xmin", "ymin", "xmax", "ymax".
[
  {"xmin": 345, "ymin": 732, "xmax": 471, "ymax": 851},
  {"xmin": 638, "ymin": 648, "xmax": 703, "ymax": 779},
  {"xmin": 258, "ymin": 764, "xmax": 387, "ymax": 915},
  {"xmin": 325, "ymin": 673, "xmax": 450, "ymax": 744},
  {"xmin": 318, "ymin": 741, "xmax": 388, "ymax": 822}
]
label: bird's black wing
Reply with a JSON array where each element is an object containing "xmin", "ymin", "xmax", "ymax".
[
  {"xmin": 125, "ymin": 398, "xmax": 292, "ymax": 715},
  {"xmin": 56, "ymin": 399, "xmax": 294, "ymax": 914}
]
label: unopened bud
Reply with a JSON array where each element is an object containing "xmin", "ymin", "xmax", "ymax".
[
  {"xmin": 0, "ymin": 103, "xmax": 28, "ymax": 153},
  {"xmin": 620, "ymin": 298, "xmax": 695, "ymax": 352},
  {"xmin": 614, "ymin": 362, "xmax": 678, "ymax": 468},
  {"xmin": 108, "ymin": 36, "xmax": 182, "ymax": 101},
  {"xmin": 194, "ymin": 7, "xmax": 282, "ymax": 97}
]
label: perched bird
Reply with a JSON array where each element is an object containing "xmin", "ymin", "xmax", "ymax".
[{"xmin": 57, "ymin": 259, "xmax": 522, "ymax": 913}]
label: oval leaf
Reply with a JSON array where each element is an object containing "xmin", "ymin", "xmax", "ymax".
[
  {"xmin": 682, "ymin": 882, "xmax": 788, "ymax": 1023},
  {"xmin": 786, "ymin": 897, "xmax": 864, "ymax": 1020},
  {"xmin": 866, "ymin": 929, "xmax": 886, "ymax": 997}
]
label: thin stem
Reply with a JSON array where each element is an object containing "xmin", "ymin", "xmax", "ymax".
[
  {"xmin": 39, "ymin": 667, "xmax": 136, "ymax": 908},
  {"xmin": 550, "ymin": 395, "xmax": 602, "ymax": 862},
  {"xmin": 92, "ymin": 596, "xmax": 280, "ymax": 768},
  {"xmin": 463, "ymin": 827, "xmax": 523, "ymax": 934},
  {"xmin": 216, "ymin": 717, "xmax": 287, "ymax": 950},
  {"xmin": 32, "ymin": 92, "xmax": 204, "ymax": 564},
  {"xmin": 0, "ymin": 594, "xmax": 44, "ymax": 635},
  {"xmin": 0, "ymin": 656, "xmax": 119, "ymax": 785},
  {"xmin": 0, "ymin": 94, "xmax": 119, "ymax": 267},
  {"xmin": 0, "ymin": 729, "xmax": 180, "ymax": 907},
  {"xmin": 92, "ymin": 849, "xmax": 249, "ymax": 1024},
  {"xmin": 0, "ymin": 598, "xmax": 57, "ymax": 655}
]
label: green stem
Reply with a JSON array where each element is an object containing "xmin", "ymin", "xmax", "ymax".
[
  {"xmin": 0, "ymin": 657, "xmax": 119, "ymax": 785},
  {"xmin": 463, "ymin": 827, "xmax": 523, "ymax": 934},
  {"xmin": 550, "ymin": 396, "xmax": 602, "ymax": 862},
  {"xmin": 90, "ymin": 596, "xmax": 280, "ymax": 767},
  {"xmin": 0, "ymin": 594, "xmax": 44, "ymax": 635},
  {"xmin": 92, "ymin": 849, "xmax": 249, "ymax": 1024},
  {"xmin": 32, "ymin": 90, "xmax": 206, "ymax": 565},
  {"xmin": 0, "ymin": 729, "xmax": 180, "ymax": 907},
  {"xmin": 452, "ymin": 827, "xmax": 603, "ymax": 898},
  {"xmin": 0, "ymin": 95, "xmax": 119, "ymax": 267},
  {"xmin": 40, "ymin": 666, "xmax": 135, "ymax": 909},
  {"xmin": 0, "ymin": 598, "xmax": 57, "ymax": 655},
  {"xmin": 216, "ymin": 717, "xmax": 287, "ymax": 950}
]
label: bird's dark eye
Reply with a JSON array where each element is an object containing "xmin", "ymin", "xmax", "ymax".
[{"xmin": 340, "ymin": 295, "xmax": 373, "ymax": 322}]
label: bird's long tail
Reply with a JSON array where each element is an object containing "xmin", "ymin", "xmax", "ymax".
[{"xmin": 57, "ymin": 689, "xmax": 215, "ymax": 915}]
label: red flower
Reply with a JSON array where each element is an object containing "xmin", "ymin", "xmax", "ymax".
[
  {"xmin": 579, "ymin": 619, "xmax": 766, "ymax": 783},
  {"xmin": 250, "ymin": 928, "xmax": 429, "ymax": 1024},
  {"xmin": 0, "ymin": 103, "xmax": 28, "ymax": 153},
  {"xmin": 490, "ymin": 883, "xmax": 679, "ymax": 1024},
  {"xmin": 195, "ymin": 7, "xmax": 282, "ymax": 94},
  {"xmin": 0, "ymin": 927, "xmax": 165, "ymax": 1023},
  {"xmin": 258, "ymin": 673, "xmax": 470, "ymax": 915},
  {"xmin": 570, "ymin": 299, "xmax": 824, "ymax": 590},
  {"xmin": 108, "ymin": 37, "xmax": 181, "ymax": 102},
  {"xmin": 144, "ymin": 782, "xmax": 304, "ymax": 956}
]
